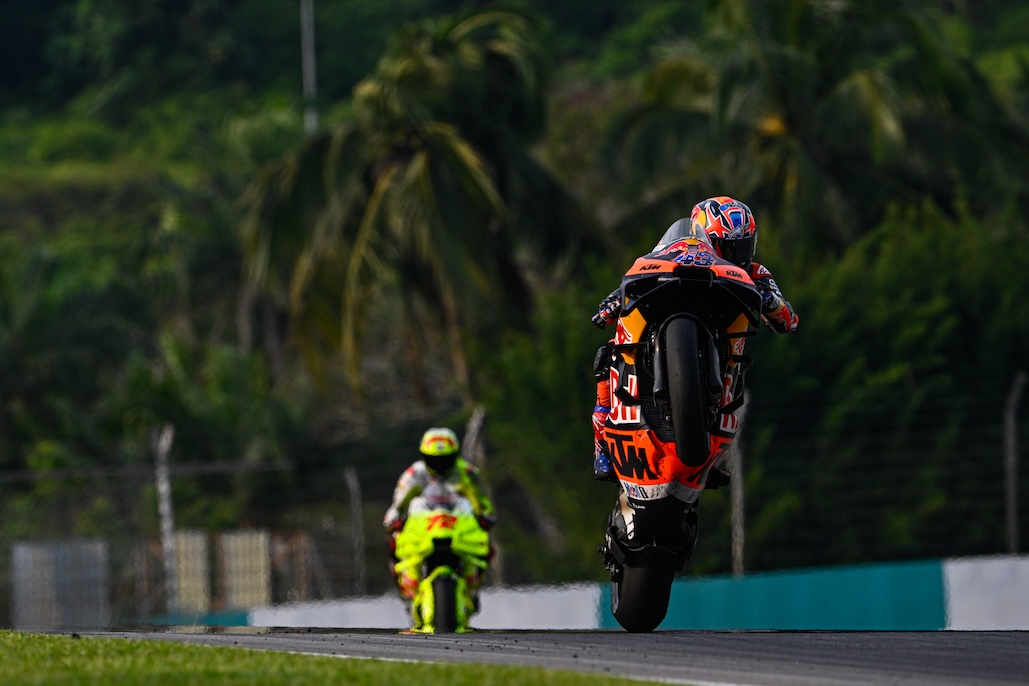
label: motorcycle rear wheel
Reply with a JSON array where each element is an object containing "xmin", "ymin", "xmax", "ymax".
[
  {"xmin": 432, "ymin": 575, "xmax": 459, "ymax": 633},
  {"xmin": 664, "ymin": 317, "xmax": 709, "ymax": 467},
  {"xmin": 611, "ymin": 558, "xmax": 674, "ymax": 633}
]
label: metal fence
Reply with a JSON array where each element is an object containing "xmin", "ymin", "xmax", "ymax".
[
  {"xmin": 1, "ymin": 384, "xmax": 1025, "ymax": 631},
  {"xmin": 4, "ymin": 529, "xmax": 345, "ymax": 630}
]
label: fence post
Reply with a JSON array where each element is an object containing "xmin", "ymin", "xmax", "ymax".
[
  {"xmin": 1004, "ymin": 371, "xmax": 1026, "ymax": 554},
  {"xmin": 344, "ymin": 466, "xmax": 365, "ymax": 595},
  {"xmin": 300, "ymin": 0, "xmax": 318, "ymax": 134},
  {"xmin": 152, "ymin": 424, "xmax": 177, "ymax": 614},
  {"xmin": 730, "ymin": 401, "xmax": 747, "ymax": 577}
]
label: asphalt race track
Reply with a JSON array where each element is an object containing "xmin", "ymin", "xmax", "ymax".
[{"xmin": 86, "ymin": 628, "xmax": 1029, "ymax": 685}]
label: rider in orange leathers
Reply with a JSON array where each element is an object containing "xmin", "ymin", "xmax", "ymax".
[{"xmin": 590, "ymin": 196, "xmax": 799, "ymax": 485}]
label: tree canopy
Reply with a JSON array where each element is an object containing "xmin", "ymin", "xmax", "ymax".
[{"xmin": 239, "ymin": 7, "xmax": 600, "ymax": 399}]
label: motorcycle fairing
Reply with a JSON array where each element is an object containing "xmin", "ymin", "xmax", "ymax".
[
  {"xmin": 395, "ymin": 512, "xmax": 490, "ymax": 575},
  {"xmin": 614, "ymin": 307, "xmax": 646, "ymax": 351},
  {"xmin": 395, "ymin": 510, "xmax": 490, "ymax": 633},
  {"xmin": 603, "ymin": 425, "xmax": 706, "ymax": 502},
  {"xmin": 626, "ymin": 239, "xmax": 756, "ymax": 285},
  {"xmin": 621, "ymin": 477, "xmax": 704, "ymax": 504},
  {"xmin": 620, "ymin": 240, "xmax": 763, "ymax": 332},
  {"xmin": 602, "ymin": 246, "xmax": 760, "ymax": 503},
  {"xmin": 603, "ymin": 360, "xmax": 708, "ymax": 499},
  {"xmin": 626, "ymin": 253, "xmax": 754, "ymax": 284}
]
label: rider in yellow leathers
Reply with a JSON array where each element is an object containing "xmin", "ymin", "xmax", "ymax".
[{"xmin": 384, "ymin": 427, "xmax": 496, "ymax": 607}]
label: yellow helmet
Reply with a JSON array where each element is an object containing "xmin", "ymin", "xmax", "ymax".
[
  {"xmin": 420, "ymin": 427, "xmax": 460, "ymax": 455},
  {"xmin": 419, "ymin": 427, "xmax": 460, "ymax": 474}
]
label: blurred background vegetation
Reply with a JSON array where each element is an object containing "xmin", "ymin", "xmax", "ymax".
[{"xmin": 1, "ymin": 0, "xmax": 1028, "ymax": 611}]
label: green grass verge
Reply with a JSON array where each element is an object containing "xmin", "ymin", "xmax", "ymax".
[{"xmin": 0, "ymin": 630, "xmax": 667, "ymax": 685}]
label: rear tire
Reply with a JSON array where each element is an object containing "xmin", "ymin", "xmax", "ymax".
[
  {"xmin": 611, "ymin": 558, "xmax": 674, "ymax": 633},
  {"xmin": 432, "ymin": 575, "xmax": 459, "ymax": 633},
  {"xmin": 664, "ymin": 317, "xmax": 709, "ymax": 467}
]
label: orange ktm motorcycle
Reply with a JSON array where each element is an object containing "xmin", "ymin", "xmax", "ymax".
[{"xmin": 596, "ymin": 218, "xmax": 763, "ymax": 632}]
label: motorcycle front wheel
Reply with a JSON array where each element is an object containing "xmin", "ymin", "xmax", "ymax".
[
  {"xmin": 611, "ymin": 558, "xmax": 674, "ymax": 633},
  {"xmin": 664, "ymin": 317, "xmax": 710, "ymax": 468},
  {"xmin": 431, "ymin": 575, "xmax": 459, "ymax": 633}
]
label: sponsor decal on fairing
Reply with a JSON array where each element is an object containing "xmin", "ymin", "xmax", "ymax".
[
  {"xmin": 608, "ymin": 368, "xmax": 641, "ymax": 425},
  {"xmin": 619, "ymin": 480, "xmax": 703, "ymax": 503},
  {"xmin": 614, "ymin": 318, "xmax": 634, "ymax": 345}
]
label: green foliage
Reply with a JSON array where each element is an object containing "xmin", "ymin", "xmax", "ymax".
[
  {"xmin": 26, "ymin": 119, "xmax": 119, "ymax": 163},
  {"xmin": 740, "ymin": 202, "xmax": 1029, "ymax": 570},
  {"xmin": 0, "ymin": 184, "xmax": 159, "ymax": 471},
  {"xmin": 238, "ymin": 5, "xmax": 603, "ymax": 400},
  {"xmin": 0, "ymin": 113, "xmax": 314, "ymax": 537},
  {"xmin": 589, "ymin": 2, "xmax": 704, "ymax": 78},
  {"xmin": 45, "ymin": 0, "xmax": 245, "ymax": 118},
  {"xmin": 1, "ymin": 0, "xmax": 1028, "ymax": 597},
  {"xmin": 473, "ymin": 259, "xmax": 615, "ymax": 582},
  {"xmin": 603, "ymin": 0, "xmax": 1029, "ymax": 261}
]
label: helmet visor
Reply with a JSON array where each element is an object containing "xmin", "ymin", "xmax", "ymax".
[
  {"xmin": 713, "ymin": 234, "xmax": 756, "ymax": 266},
  {"xmin": 425, "ymin": 453, "xmax": 458, "ymax": 474}
]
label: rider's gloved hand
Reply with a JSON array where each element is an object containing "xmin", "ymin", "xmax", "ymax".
[
  {"xmin": 762, "ymin": 302, "xmax": 799, "ymax": 333},
  {"xmin": 756, "ymin": 279, "xmax": 799, "ymax": 334},
  {"xmin": 592, "ymin": 292, "xmax": 621, "ymax": 329},
  {"xmin": 476, "ymin": 513, "xmax": 497, "ymax": 531},
  {"xmin": 385, "ymin": 516, "xmax": 405, "ymax": 533}
]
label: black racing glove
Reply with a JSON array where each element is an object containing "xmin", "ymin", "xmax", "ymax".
[{"xmin": 592, "ymin": 291, "xmax": 621, "ymax": 329}]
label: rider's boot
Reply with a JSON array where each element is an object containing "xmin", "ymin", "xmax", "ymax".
[
  {"xmin": 705, "ymin": 467, "xmax": 731, "ymax": 489},
  {"xmin": 465, "ymin": 567, "xmax": 486, "ymax": 615},
  {"xmin": 397, "ymin": 571, "xmax": 420, "ymax": 627},
  {"xmin": 593, "ymin": 440, "xmax": 615, "ymax": 481},
  {"xmin": 682, "ymin": 506, "xmax": 699, "ymax": 561}
]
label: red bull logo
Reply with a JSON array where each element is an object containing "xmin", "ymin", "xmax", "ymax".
[{"xmin": 609, "ymin": 368, "xmax": 641, "ymax": 425}]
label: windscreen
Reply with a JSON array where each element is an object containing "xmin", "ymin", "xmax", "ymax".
[{"xmin": 652, "ymin": 218, "xmax": 712, "ymax": 251}]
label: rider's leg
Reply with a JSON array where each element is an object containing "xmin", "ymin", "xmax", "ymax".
[
  {"xmin": 387, "ymin": 534, "xmax": 400, "ymax": 588},
  {"xmin": 398, "ymin": 571, "xmax": 419, "ymax": 601},
  {"xmin": 389, "ymin": 533, "xmax": 419, "ymax": 609},
  {"xmin": 592, "ymin": 342, "xmax": 615, "ymax": 481}
]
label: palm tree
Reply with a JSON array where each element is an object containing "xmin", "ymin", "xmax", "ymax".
[
  {"xmin": 605, "ymin": 0, "xmax": 1029, "ymax": 260},
  {"xmin": 239, "ymin": 8, "xmax": 600, "ymax": 403}
]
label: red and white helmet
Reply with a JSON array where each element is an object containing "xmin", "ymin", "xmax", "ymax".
[{"xmin": 690, "ymin": 196, "xmax": 757, "ymax": 267}]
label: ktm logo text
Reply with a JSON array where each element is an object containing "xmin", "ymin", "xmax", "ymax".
[{"xmin": 605, "ymin": 433, "xmax": 658, "ymax": 481}]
